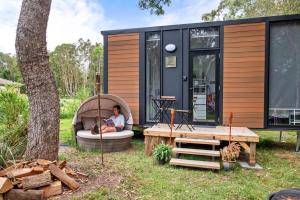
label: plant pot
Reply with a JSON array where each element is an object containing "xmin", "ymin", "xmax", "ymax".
[
  {"xmin": 157, "ymin": 158, "xmax": 171, "ymax": 165},
  {"xmin": 222, "ymin": 161, "xmax": 235, "ymax": 171},
  {"xmin": 157, "ymin": 160, "xmax": 166, "ymax": 165}
]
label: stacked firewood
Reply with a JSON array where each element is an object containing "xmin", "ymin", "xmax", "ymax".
[{"xmin": 0, "ymin": 159, "xmax": 87, "ymax": 200}]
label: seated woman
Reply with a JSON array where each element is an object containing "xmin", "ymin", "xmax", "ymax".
[{"xmin": 101, "ymin": 105, "xmax": 125, "ymax": 133}]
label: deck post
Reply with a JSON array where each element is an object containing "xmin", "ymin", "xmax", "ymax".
[
  {"xmin": 144, "ymin": 135, "xmax": 175, "ymax": 156},
  {"xmin": 249, "ymin": 142, "xmax": 256, "ymax": 166},
  {"xmin": 296, "ymin": 131, "xmax": 300, "ymax": 152},
  {"xmin": 144, "ymin": 136, "xmax": 157, "ymax": 156},
  {"xmin": 279, "ymin": 131, "xmax": 282, "ymax": 142}
]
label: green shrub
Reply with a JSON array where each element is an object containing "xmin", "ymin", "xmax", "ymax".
[
  {"xmin": 75, "ymin": 87, "xmax": 90, "ymax": 102},
  {"xmin": 60, "ymin": 98, "xmax": 81, "ymax": 119},
  {"xmin": 152, "ymin": 143, "xmax": 172, "ymax": 164},
  {"xmin": 0, "ymin": 86, "xmax": 28, "ymax": 167}
]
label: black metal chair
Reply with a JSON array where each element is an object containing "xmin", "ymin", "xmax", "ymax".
[{"xmin": 175, "ymin": 109, "xmax": 195, "ymax": 131}]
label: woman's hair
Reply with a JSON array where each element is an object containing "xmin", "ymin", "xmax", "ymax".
[{"xmin": 113, "ymin": 105, "xmax": 121, "ymax": 112}]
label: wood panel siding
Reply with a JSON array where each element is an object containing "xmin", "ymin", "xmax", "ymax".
[
  {"xmin": 223, "ymin": 23, "xmax": 265, "ymax": 128},
  {"xmin": 107, "ymin": 33, "xmax": 140, "ymax": 124}
]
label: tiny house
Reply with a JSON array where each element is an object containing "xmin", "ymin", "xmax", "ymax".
[{"xmin": 101, "ymin": 14, "xmax": 300, "ymax": 129}]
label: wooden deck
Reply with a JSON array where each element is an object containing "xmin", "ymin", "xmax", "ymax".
[
  {"xmin": 144, "ymin": 124, "xmax": 259, "ymax": 166},
  {"xmin": 144, "ymin": 124, "xmax": 259, "ymax": 142}
]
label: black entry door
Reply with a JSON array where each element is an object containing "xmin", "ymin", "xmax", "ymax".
[{"xmin": 189, "ymin": 51, "xmax": 220, "ymax": 125}]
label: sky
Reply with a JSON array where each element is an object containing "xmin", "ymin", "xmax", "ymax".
[{"xmin": 0, "ymin": 0, "xmax": 221, "ymax": 54}]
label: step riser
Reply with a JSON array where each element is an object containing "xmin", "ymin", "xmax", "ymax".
[
  {"xmin": 170, "ymin": 158, "xmax": 220, "ymax": 170},
  {"xmin": 173, "ymin": 148, "xmax": 220, "ymax": 157},
  {"xmin": 170, "ymin": 163, "xmax": 220, "ymax": 170},
  {"xmin": 175, "ymin": 138, "xmax": 220, "ymax": 145},
  {"xmin": 173, "ymin": 151, "xmax": 220, "ymax": 157}
]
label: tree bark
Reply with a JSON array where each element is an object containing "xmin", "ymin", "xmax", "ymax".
[{"xmin": 15, "ymin": 0, "xmax": 60, "ymax": 160}]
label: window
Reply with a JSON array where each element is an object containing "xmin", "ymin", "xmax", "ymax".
[
  {"xmin": 190, "ymin": 27, "xmax": 219, "ymax": 49},
  {"xmin": 268, "ymin": 21, "xmax": 300, "ymax": 126},
  {"xmin": 146, "ymin": 32, "xmax": 161, "ymax": 122}
]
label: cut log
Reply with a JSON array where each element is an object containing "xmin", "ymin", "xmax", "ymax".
[
  {"xmin": 49, "ymin": 164, "xmax": 79, "ymax": 191},
  {"xmin": 6, "ymin": 168, "xmax": 34, "ymax": 179},
  {"xmin": 32, "ymin": 166, "xmax": 44, "ymax": 173},
  {"xmin": 0, "ymin": 162, "xmax": 24, "ymax": 177},
  {"xmin": 40, "ymin": 181, "xmax": 62, "ymax": 198},
  {"xmin": 11, "ymin": 180, "xmax": 20, "ymax": 186},
  {"xmin": 27, "ymin": 162, "xmax": 37, "ymax": 168},
  {"xmin": 0, "ymin": 178, "xmax": 13, "ymax": 194},
  {"xmin": 76, "ymin": 172, "xmax": 88, "ymax": 178},
  {"xmin": 57, "ymin": 160, "xmax": 66, "ymax": 169},
  {"xmin": 0, "ymin": 194, "xmax": 3, "ymax": 200},
  {"xmin": 64, "ymin": 166, "xmax": 77, "ymax": 177},
  {"xmin": 36, "ymin": 159, "xmax": 53, "ymax": 166},
  {"xmin": 22, "ymin": 171, "xmax": 52, "ymax": 190},
  {"xmin": 4, "ymin": 189, "xmax": 44, "ymax": 200}
]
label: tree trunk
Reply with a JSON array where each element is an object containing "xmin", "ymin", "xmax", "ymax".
[{"xmin": 15, "ymin": 0, "xmax": 60, "ymax": 160}]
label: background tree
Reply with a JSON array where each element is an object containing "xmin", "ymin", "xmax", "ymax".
[
  {"xmin": 50, "ymin": 44, "xmax": 82, "ymax": 96},
  {"xmin": 16, "ymin": 0, "xmax": 59, "ymax": 160},
  {"xmin": 202, "ymin": 0, "xmax": 300, "ymax": 21},
  {"xmin": 76, "ymin": 39, "xmax": 103, "ymax": 94},
  {"xmin": 0, "ymin": 52, "xmax": 22, "ymax": 83},
  {"xmin": 86, "ymin": 43, "xmax": 103, "ymax": 94},
  {"xmin": 49, "ymin": 39, "xmax": 103, "ymax": 97},
  {"xmin": 138, "ymin": 0, "xmax": 171, "ymax": 15}
]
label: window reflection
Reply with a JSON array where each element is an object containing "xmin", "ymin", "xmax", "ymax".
[
  {"xmin": 192, "ymin": 54, "xmax": 216, "ymax": 122},
  {"xmin": 269, "ymin": 21, "xmax": 300, "ymax": 126},
  {"xmin": 190, "ymin": 27, "xmax": 219, "ymax": 49},
  {"xmin": 146, "ymin": 32, "xmax": 161, "ymax": 122}
]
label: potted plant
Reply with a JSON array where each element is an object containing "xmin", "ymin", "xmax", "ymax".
[
  {"xmin": 220, "ymin": 142, "xmax": 241, "ymax": 171},
  {"xmin": 152, "ymin": 143, "xmax": 172, "ymax": 165}
]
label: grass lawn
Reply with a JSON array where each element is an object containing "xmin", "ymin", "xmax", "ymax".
[
  {"xmin": 60, "ymin": 118, "xmax": 74, "ymax": 145},
  {"xmin": 59, "ymin": 118, "xmax": 300, "ymax": 200}
]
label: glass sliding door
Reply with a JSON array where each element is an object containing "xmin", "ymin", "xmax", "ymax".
[
  {"xmin": 268, "ymin": 21, "xmax": 300, "ymax": 126},
  {"xmin": 190, "ymin": 52, "xmax": 218, "ymax": 123},
  {"xmin": 146, "ymin": 32, "xmax": 161, "ymax": 122}
]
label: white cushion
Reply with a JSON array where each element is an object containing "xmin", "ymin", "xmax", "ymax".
[{"xmin": 77, "ymin": 130, "xmax": 134, "ymax": 140}]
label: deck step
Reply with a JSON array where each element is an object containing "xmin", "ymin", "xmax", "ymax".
[
  {"xmin": 173, "ymin": 148, "xmax": 220, "ymax": 157},
  {"xmin": 175, "ymin": 138, "xmax": 220, "ymax": 145},
  {"xmin": 170, "ymin": 158, "xmax": 221, "ymax": 170}
]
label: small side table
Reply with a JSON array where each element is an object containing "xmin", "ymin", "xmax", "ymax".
[{"xmin": 152, "ymin": 96, "xmax": 176, "ymax": 127}]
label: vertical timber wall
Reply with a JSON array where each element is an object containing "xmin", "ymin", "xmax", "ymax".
[
  {"xmin": 223, "ymin": 22, "xmax": 265, "ymax": 128},
  {"xmin": 107, "ymin": 33, "xmax": 140, "ymax": 124}
]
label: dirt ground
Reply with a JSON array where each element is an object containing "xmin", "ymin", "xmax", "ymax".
[{"xmin": 51, "ymin": 146, "xmax": 137, "ymax": 200}]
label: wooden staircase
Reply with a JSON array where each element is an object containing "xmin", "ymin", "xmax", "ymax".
[{"xmin": 170, "ymin": 138, "xmax": 221, "ymax": 170}]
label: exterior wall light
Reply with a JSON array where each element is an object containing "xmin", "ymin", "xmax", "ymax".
[{"xmin": 165, "ymin": 44, "xmax": 176, "ymax": 52}]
